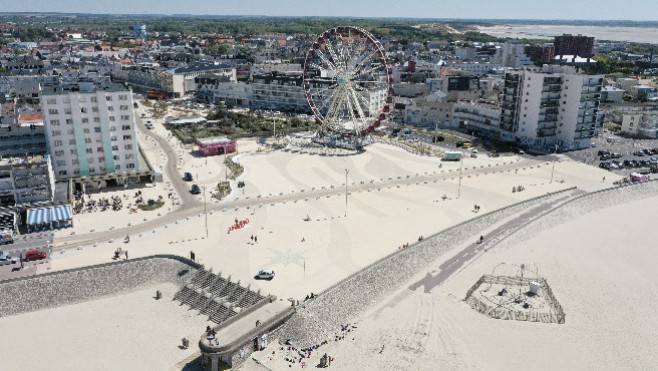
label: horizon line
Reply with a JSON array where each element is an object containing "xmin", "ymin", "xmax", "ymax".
[{"xmin": 1, "ymin": 12, "xmax": 657, "ymax": 23}]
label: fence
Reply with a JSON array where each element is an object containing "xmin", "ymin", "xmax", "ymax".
[{"xmin": 464, "ymin": 275, "xmax": 566, "ymax": 324}]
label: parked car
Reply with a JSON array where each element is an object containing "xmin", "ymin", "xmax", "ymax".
[
  {"xmin": 25, "ymin": 249, "xmax": 47, "ymax": 261},
  {"xmin": 255, "ymin": 269, "xmax": 275, "ymax": 280},
  {"xmin": 0, "ymin": 251, "xmax": 18, "ymax": 265},
  {"xmin": 599, "ymin": 162, "xmax": 611, "ymax": 170},
  {"xmin": 183, "ymin": 172, "xmax": 193, "ymax": 182},
  {"xmin": 190, "ymin": 184, "xmax": 201, "ymax": 194},
  {"xmin": 145, "ymin": 123, "xmax": 154, "ymax": 129}
]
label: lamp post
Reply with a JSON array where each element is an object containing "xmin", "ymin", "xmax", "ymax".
[
  {"xmin": 202, "ymin": 185, "xmax": 208, "ymax": 238},
  {"xmin": 457, "ymin": 155, "xmax": 464, "ymax": 199},
  {"xmin": 344, "ymin": 169, "xmax": 348, "ymax": 217},
  {"xmin": 550, "ymin": 144, "xmax": 558, "ymax": 184}
]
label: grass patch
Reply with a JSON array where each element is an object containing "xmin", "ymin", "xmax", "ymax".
[{"xmin": 138, "ymin": 199, "xmax": 165, "ymax": 211}]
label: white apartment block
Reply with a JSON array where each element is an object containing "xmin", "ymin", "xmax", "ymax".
[
  {"xmin": 494, "ymin": 41, "xmax": 533, "ymax": 69},
  {"xmin": 41, "ymin": 80, "xmax": 140, "ymax": 180},
  {"xmin": 501, "ymin": 65, "xmax": 603, "ymax": 151}
]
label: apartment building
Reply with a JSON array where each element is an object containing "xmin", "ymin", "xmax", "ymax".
[
  {"xmin": 404, "ymin": 90, "xmax": 453, "ymax": 128},
  {"xmin": 195, "ymin": 75, "xmax": 252, "ymax": 107},
  {"xmin": 621, "ymin": 113, "xmax": 658, "ymax": 138},
  {"xmin": 251, "ymin": 72, "xmax": 309, "ymax": 112},
  {"xmin": 500, "ymin": 65, "xmax": 603, "ymax": 151},
  {"xmin": 453, "ymin": 100, "xmax": 501, "ymax": 139},
  {"xmin": 40, "ymin": 79, "xmax": 140, "ymax": 181}
]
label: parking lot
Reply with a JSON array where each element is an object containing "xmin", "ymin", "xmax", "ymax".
[{"xmin": 566, "ymin": 132, "xmax": 658, "ymax": 178}]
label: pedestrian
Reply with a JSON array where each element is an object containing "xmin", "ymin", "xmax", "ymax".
[
  {"xmin": 602, "ymin": 176, "xmax": 606, "ymax": 183},
  {"xmin": 301, "ymin": 237, "xmax": 305, "ymax": 242},
  {"xmin": 251, "ymin": 235, "xmax": 254, "ymax": 242},
  {"xmin": 254, "ymin": 235, "xmax": 258, "ymax": 243},
  {"xmin": 125, "ymin": 250, "xmax": 129, "ymax": 259},
  {"xmin": 235, "ymin": 217, "xmax": 238, "ymax": 225}
]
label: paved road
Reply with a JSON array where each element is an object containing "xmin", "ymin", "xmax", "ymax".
[
  {"xmin": 135, "ymin": 112, "xmax": 200, "ymax": 208},
  {"xmin": 53, "ymin": 155, "xmax": 537, "ymax": 251}
]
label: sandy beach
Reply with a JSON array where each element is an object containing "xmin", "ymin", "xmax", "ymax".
[
  {"xmin": 247, "ymin": 183, "xmax": 658, "ymax": 371},
  {"xmin": 476, "ymin": 24, "xmax": 658, "ymax": 43}
]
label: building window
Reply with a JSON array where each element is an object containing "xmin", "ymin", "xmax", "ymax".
[
  {"xmin": 94, "ymin": 127, "xmax": 101, "ymax": 133},
  {"xmin": 120, "ymin": 105, "xmax": 129, "ymax": 110},
  {"xmin": 70, "ymin": 149, "xmax": 76, "ymax": 155},
  {"xmin": 123, "ymin": 135, "xmax": 132, "ymax": 140},
  {"xmin": 110, "ymin": 136, "xmax": 117, "ymax": 142},
  {"xmin": 64, "ymin": 109, "xmax": 72, "ymax": 115},
  {"xmin": 121, "ymin": 115, "xmax": 130, "ymax": 121},
  {"xmin": 58, "ymin": 170, "xmax": 67, "ymax": 176},
  {"xmin": 125, "ymin": 144, "xmax": 133, "ymax": 150},
  {"xmin": 56, "ymin": 160, "xmax": 66, "ymax": 167},
  {"xmin": 98, "ymin": 157, "xmax": 105, "ymax": 163},
  {"xmin": 126, "ymin": 163, "xmax": 135, "ymax": 169},
  {"xmin": 111, "ymin": 145, "xmax": 118, "ymax": 151},
  {"xmin": 81, "ymin": 108, "xmax": 87, "ymax": 113},
  {"xmin": 46, "ymin": 98, "xmax": 56, "ymax": 104},
  {"xmin": 82, "ymin": 118, "xmax": 89, "ymax": 123},
  {"xmin": 69, "ymin": 139, "xmax": 76, "ymax": 145},
  {"xmin": 109, "ymin": 126, "xmax": 117, "ymax": 132},
  {"xmin": 92, "ymin": 107, "xmax": 99, "ymax": 113},
  {"xmin": 122, "ymin": 125, "xmax": 131, "ymax": 130},
  {"xmin": 49, "ymin": 120, "xmax": 60, "ymax": 126},
  {"xmin": 97, "ymin": 147, "xmax": 104, "ymax": 153},
  {"xmin": 52, "ymin": 130, "xmax": 61, "ymax": 136},
  {"xmin": 91, "ymin": 97, "xmax": 97, "ymax": 103},
  {"xmin": 85, "ymin": 138, "xmax": 92, "ymax": 144},
  {"xmin": 53, "ymin": 140, "xmax": 63, "ymax": 147},
  {"xmin": 118, "ymin": 95, "xmax": 128, "ymax": 101},
  {"xmin": 83, "ymin": 128, "xmax": 90, "ymax": 134},
  {"xmin": 109, "ymin": 116, "xmax": 115, "ymax": 122},
  {"xmin": 106, "ymin": 96, "xmax": 113, "ymax": 101},
  {"xmin": 107, "ymin": 106, "xmax": 114, "ymax": 111},
  {"xmin": 93, "ymin": 117, "xmax": 100, "ymax": 123},
  {"xmin": 88, "ymin": 157, "xmax": 94, "ymax": 164},
  {"xmin": 64, "ymin": 119, "xmax": 72, "ymax": 125},
  {"xmin": 86, "ymin": 148, "xmax": 93, "ymax": 154},
  {"xmin": 115, "ymin": 164, "xmax": 121, "ymax": 170},
  {"xmin": 54, "ymin": 150, "xmax": 65, "ymax": 156},
  {"xmin": 72, "ymin": 159, "xmax": 79, "ymax": 165}
]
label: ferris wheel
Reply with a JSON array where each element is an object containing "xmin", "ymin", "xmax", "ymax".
[{"xmin": 303, "ymin": 26, "xmax": 392, "ymax": 146}]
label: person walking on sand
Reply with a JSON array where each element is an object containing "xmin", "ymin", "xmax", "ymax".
[
  {"xmin": 125, "ymin": 250, "xmax": 129, "ymax": 260},
  {"xmin": 254, "ymin": 235, "xmax": 258, "ymax": 244}
]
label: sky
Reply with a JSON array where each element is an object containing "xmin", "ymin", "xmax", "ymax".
[{"xmin": 3, "ymin": 0, "xmax": 658, "ymax": 20}]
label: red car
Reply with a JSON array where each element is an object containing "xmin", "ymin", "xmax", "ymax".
[{"xmin": 24, "ymin": 250, "xmax": 47, "ymax": 261}]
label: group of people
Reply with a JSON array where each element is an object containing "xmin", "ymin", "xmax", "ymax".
[
  {"xmin": 303, "ymin": 293, "xmax": 316, "ymax": 302},
  {"xmin": 512, "ymin": 185, "xmax": 525, "ymax": 193},
  {"xmin": 398, "ymin": 242, "xmax": 410, "ymax": 250},
  {"xmin": 473, "ymin": 204, "xmax": 482, "ymax": 212},
  {"xmin": 250, "ymin": 235, "xmax": 258, "ymax": 243}
]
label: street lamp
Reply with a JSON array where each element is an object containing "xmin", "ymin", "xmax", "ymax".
[
  {"xmin": 457, "ymin": 155, "xmax": 464, "ymax": 199},
  {"xmin": 202, "ymin": 185, "xmax": 208, "ymax": 238},
  {"xmin": 550, "ymin": 144, "xmax": 558, "ymax": 184},
  {"xmin": 344, "ymin": 169, "xmax": 348, "ymax": 217}
]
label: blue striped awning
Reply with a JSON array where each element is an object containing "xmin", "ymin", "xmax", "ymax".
[{"xmin": 27, "ymin": 205, "xmax": 73, "ymax": 225}]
